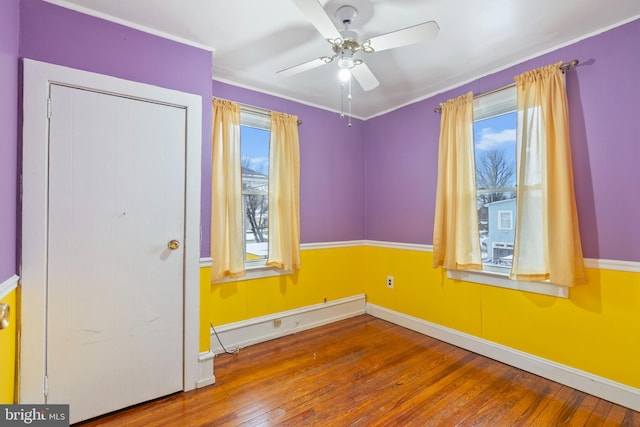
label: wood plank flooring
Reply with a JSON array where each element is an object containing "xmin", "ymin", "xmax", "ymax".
[{"xmin": 77, "ymin": 315, "xmax": 639, "ymax": 426}]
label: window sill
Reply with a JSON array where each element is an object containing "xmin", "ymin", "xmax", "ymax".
[
  {"xmin": 447, "ymin": 269, "xmax": 568, "ymax": 298},
  {"xmin": 212, "ymin": 262, "xmax": 292, "ymax": 284}
]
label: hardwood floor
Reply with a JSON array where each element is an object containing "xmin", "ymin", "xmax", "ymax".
[{"xmin": 77, "ymin": 315, "xmax": 639, "ymax": 426}]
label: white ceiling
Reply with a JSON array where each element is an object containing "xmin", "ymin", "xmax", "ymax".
[{"xmin": 49, "ymin": 0, "xmax": 639, "ymax": 119}]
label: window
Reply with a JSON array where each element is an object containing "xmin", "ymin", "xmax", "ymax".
[
  {"xmin": 473, "ymin": 86, "xmax": 517, "ymax": 274},
  {"xmin": 498, "ymin": 210, "xmax": 513, "ymax": 230},
  {"xmin": 240, "ymin": 107, "xmax": 270, "ymax": 266},
  {"xmin": 492, "ymin": 242, "xmax": 513, "ymax": 266},
  {"xmin": 445, "ymin": 65, "xmax": 581, "ymax": 295},
  {"xmin": 212, "ymin": 100, "xmax": 300, "ymax": 282},
  {"xmin": 448, "ymin": 85, "xmax": 568, "ymax": 297}
]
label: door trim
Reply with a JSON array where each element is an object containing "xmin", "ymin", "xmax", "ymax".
[{"xmin": 20, "ymin": 59, "xmax": 202, "ymax": 403}]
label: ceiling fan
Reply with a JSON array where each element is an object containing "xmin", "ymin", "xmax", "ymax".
[{"xmin": 278, "ymin": 0, "xmax": 440, "ymax": 91}]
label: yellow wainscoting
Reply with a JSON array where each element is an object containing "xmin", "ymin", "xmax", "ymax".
[
  {"xmin": 0, "ymin": 288, "xmax": 17, "ymax": 403},
  {"xmin": 480, "ymin": 267, "xmax": 640, "ymax": 389},
  {"xmin": 364, "ymin": 245, "xmax": 640, "ymax": 389},
  {"xmin": 205, "ymin": 245, "xmax": 366, "ymax": 327},
  {"xmin": 199, "ymin": 265, "xmax": 213, "ymax": 353},
  {"xmin": 365, "ymin": 246, "xmax": 483, "ymax": 337}
]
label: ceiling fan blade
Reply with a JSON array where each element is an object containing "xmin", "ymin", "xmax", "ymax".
[
  {"xmin": 291, "ymin": 0, "xmax": 342, "ymax": 40},
  {"xmin": 277, "ymin": 57, "xmax": 327, "ymax": 76},
  {"xmin": 368, "ymin": 21, "xmax": 439, "ymax": 52},
  {"xmin": 351, "ymin": 63, "xmax": 379, "ymax": 91}
]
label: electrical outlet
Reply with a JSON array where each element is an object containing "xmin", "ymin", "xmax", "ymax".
[
  {"xmin": 386, "ymin": 275, "xmax": 394, "ymax": 289},
  {"xmin": 273, "ymin": 318, "xmax": 282, "ymax": 328}
]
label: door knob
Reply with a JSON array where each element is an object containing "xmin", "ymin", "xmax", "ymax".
[
  {"xmin": 168, "ymin": 240, "xmax": 180, "ymax": 250},
  {"xmin": 0, "ymin": 303, "xmax": 9, "ymax": 330}
]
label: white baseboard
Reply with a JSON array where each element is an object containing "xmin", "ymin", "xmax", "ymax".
[
  {"xmin": 210, "ymin": 294, "xmax": 366, "ymax": 355},
  {"xmin": 196, "ymin": 351, "xmax": 216, "ymax": 388},
  {"xmin": 366, "ymin": 303, "xmax": 640, "ymax": 412}
]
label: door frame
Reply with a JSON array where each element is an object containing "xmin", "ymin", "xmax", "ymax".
[{"xmin": 20, "ymin": 59, "xmax": 202, "ymax": 403}]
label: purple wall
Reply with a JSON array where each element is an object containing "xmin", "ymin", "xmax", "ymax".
[
  {"xmin": 17, "ymin": 0, "xmax": 365, "ymax": 260},
  {"xmin": 365, "ymin": 19, "xmax": 640, "ymax": 262},
  {"xmin": 212, "ymin": 81, "xmax": 366, "ymax": 246},
  {"xmin": 12, "ymin": 0, "xmax": 638, "ymax": 263},
  {"xmin": 19, "ymin": 0, "xmax": 213, "ymax": 256},
  {"xmin": 364, "ymin": 98, "xmax": 449, "ymax": 245},
  {"xmin": 0, "ymin": 0, "xmax": 19, "ymax": 281}
]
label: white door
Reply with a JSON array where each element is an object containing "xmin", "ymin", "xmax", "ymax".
[{"xmin": 45, "ymin": 84, "xmax": 186, "ymax": 423}]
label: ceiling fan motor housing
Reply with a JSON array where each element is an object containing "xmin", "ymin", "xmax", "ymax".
[
  {"xmin": 331, "ymin": 6, "xmax": 372, "ymax": 57},
  {"xmin": 336, "ymin": 5, "xmax": 358, "ymax": 26}
]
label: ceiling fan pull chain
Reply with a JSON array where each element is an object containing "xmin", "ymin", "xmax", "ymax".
[
  {"xmin": 348, "ymin": 77, "xmax": 352, "ymax": 128},
  {"xmin": 340, "ymin": 82, "xmax": 345, "ymax": 119}
]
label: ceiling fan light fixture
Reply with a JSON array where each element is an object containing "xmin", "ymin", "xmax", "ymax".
[
  {"xmin": 338, "ymin": 68, "xmax": 351, "ymax": 82},
  {"xmin": 337, "ymin": 49, "xmax": 355, "ymax": 69}
]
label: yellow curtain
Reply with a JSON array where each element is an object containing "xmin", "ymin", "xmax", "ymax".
[
  {"xmin": 433, "ymin": 92, "xmax": 482, "ymax": 270},
  {"xmin": 211, "ymin": 99, "xmax": 245, "ymax": 281},
  {"xmin": 511, "ymin": 62, "xmax": 585, "ymax": 286},
  {"xmin": 266, "ymin": 111, "xmax": 301, "ymax": 271}
]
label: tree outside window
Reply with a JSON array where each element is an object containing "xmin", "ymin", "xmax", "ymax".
[
  {"xmin": 474, "ymin": 109, "xmax": 516, "ymax": 269},
  {"xmin": 240, "ymin": 115, "xmax": 270, "ymax": 263}
]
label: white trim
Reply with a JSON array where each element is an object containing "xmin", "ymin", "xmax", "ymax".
[
  {"xmin": 584, "ymin": 258, "xmax": 640, "ymax": 273},
  {"xmin": 196, "ymin": 351, "xmax": 216, "ymax": 388},
  {"xmin": 300, "ymin": 240, "xmax": 366, "ymax": 250},
  {"xmin": 447, "ymin": 269, "xmax": 569, "ymax": 298},
  {"xmin": 366, "ymin": 303, "xmax": 640, "ymax": 412},
  {"xmin": 20, "ymin": 59, "xmax": 202, "ymax": 403},
  {"xmin": 200, "ymin": 257, "xmax": 213, "ymax": 268},
  {"xmin": 41, "ymin": 0, "xmax": 214, "ymax": 52},
  {"xmin": 0, "ymin": 275, "xmax": 19, "ymax": 300},
  {"xmin": 210, "ymin": 295, "xmax": 366, "ymax": 355},
  {"xmin": 365, "ymin": 240, "xmax": 434, "ymax": 252}
]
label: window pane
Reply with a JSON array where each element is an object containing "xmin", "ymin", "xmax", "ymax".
[
  {"xmin": 241, "ymin": 125, "xmax": 270, "ymax": 262},
  {"xmin": 474, "ymin": 111, "xmax": 516, "ymax": 270},
  {"xmin": 474, "ymin": 112, "xmax": 516, "ymax": 190},
  {"xmin": 499, "ymin": 210, "xmax": 512, "ymax": 230}
]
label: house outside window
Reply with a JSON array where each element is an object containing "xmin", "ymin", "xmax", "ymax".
[{"xmin": 485, "ymin": 199, "xmax": 516, "ymax": 267}]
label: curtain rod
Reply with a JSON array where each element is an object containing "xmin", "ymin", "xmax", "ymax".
[
  {"xmin": 213, "ymin": 97, "xmax": 302, "ymax": 126},
  {"xmin": 433, "ymin": 59, "xmax": 579, "ymax": 113}
]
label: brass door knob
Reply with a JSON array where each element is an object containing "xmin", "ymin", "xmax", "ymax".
[
  {"xmin": 168, "ymin": 240, "xmax": 180, "ymax": 250},
  {"xmin": 0, "ymin": 303, "xmax": 9, "ymax": 330}
]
